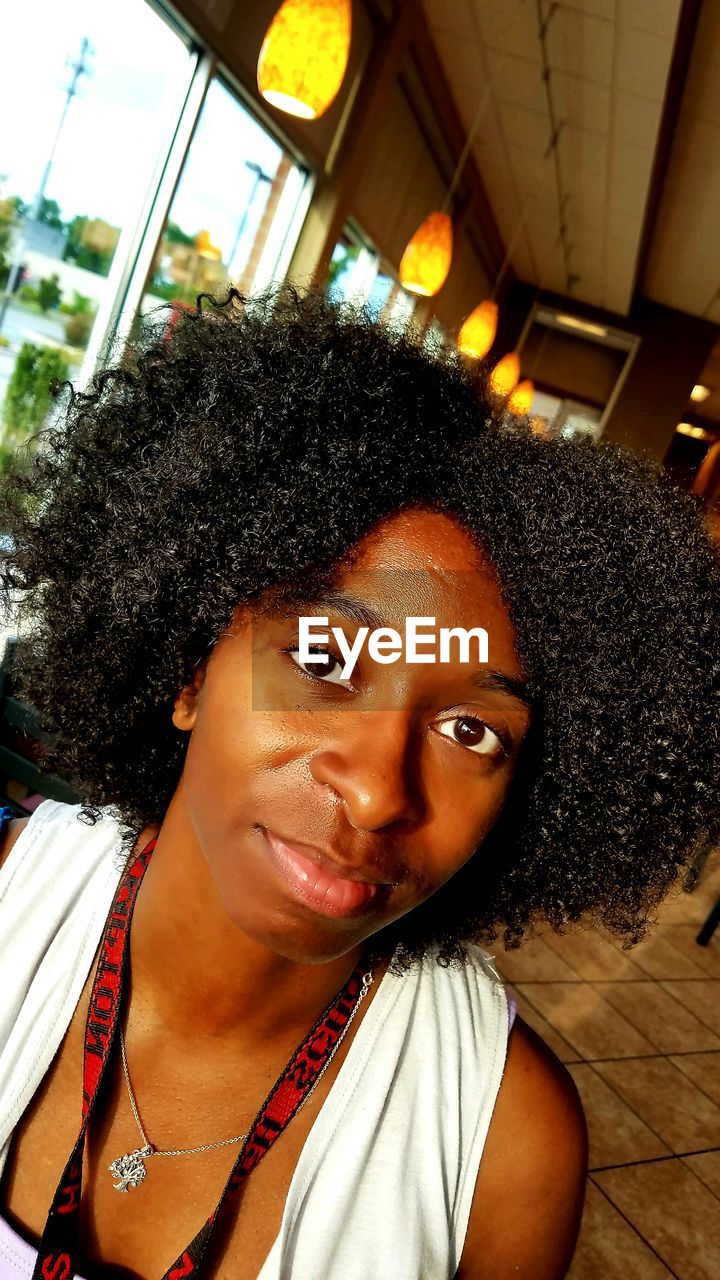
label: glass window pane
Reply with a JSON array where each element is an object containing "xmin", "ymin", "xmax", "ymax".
[
  {"xmin": 0, "ymin": 0, "xmax": 193, "ymax": 459},
  {"xmin": 327, "ymin": 231, "xmax": 415, "ymax": 333},
  {"xmin": 141, "ymin": 78, "xmax": 309, "ymax": 315}
]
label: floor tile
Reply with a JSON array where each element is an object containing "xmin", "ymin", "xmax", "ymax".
[
  {"xmin": 594, "ymin": 1158, "xmax": 720, "ymax": 1278},
  {"xmin": 626, "ymin": 928, "xmax": 709, "ymax": 980},
  {"xmin": 543, "ymin": 928, "xmax": 648, "ymax": 981},
  {"xmin": 657, "ymin": 888, "xmax": 717, "ymax": 927},
  {"xmin": 567, "ymin": 1180, "xmax": 673, "ymax": 1278},
  {"xmin": 658, "ymin": 980, "xmax": 720, "ymax": 1038},
  {"xmin": 668, "ymin": 1052, "xmax": 720, "ymax": 1106},
  {"xmin": 515, "ymin": 982, "xmax": 656, "ymax": 1060},
  {"xmin": 682, "ymin": 1150, "xmax": 720, "ymax": 1198},
  {"xmin": 591, "ymin": 981, "xmax": 720, "ymax": 1054},
  {"xmin": 659, "ymin": 925, "xmax": 720, "ymax": 978},
  {"xmin": 495, "ymin": 935, "xmax": 580, "ymax": 982},
  {"xmin": 593, "ymin": 1056, "xmax": 720, "ymax": 1154},
  {"xmin": 658, "ymin": 871, "xmax": 720, "ymax": 927},
  {"xmin": 568, "ymin": 1063, "xmax": 671, "ymax": 1168},
  {"xmin": 503, "ymin": 983, "xmax": 579, "ymax": 1062}
]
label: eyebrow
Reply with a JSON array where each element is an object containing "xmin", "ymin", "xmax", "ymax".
[
  {"xmin": 281, "ymin": 590, "xmax": 534, "ymax": 713},
  {"xmin": 280, "ymin": 590, "xmax": 388, "ymax": 632},
  {"xmin": 466, "ymin": 670, "xmax": 534, "ymax": 713}
]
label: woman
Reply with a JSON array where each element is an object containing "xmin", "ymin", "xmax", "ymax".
[{"xmin": 0, "ymin": 286, "xmax": 718, "ymax": 1280}]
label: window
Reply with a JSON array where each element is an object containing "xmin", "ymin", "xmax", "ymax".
[
  {"xmin": 141, "ymin": 77, "xmax": 309, "ymax": 316},
  {"xmin": 327, "ymin": 226, "xmax": 415, "ymax": 331},
  {"xmin": 516, "ymin": 305, "xmax": 639, "ymax": 441},
  {"xmin": 0, "ymin": 0, "xmax": 193, "ymax": 456}
]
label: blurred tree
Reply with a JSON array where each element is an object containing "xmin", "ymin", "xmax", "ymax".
[
  {"xmin": 64, "ymin": 311, "xmax": 94, "ymax": 347},
  {"xmin": 37, "ymin": 274, "xmax": 62, "ymax": 312},
  {"xmin": 1, "ymin": 342, "xmax": 69, "ymax": 450},
  {"xmin": 60, "ymin": 290, "xmax": 94, "ymax": 316},
  {"xmin": 63, "ymin": 215, "xmax": 112, "ymax": 276},
  {"xmin": 165, "ymin": 220, "xmax": 195, "ymax": 246},
  {"xmin": 36, "ymin": 197, "xmax": 64, "ymax": 231}
]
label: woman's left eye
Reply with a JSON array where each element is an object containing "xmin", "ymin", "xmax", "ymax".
[
  {"xmin": 437, "ymin": 716, "xmax": 506, "ymax": 757},
  {"xmin": 285, "ymin": 646, "xmax": 352, "ymax": 687}
]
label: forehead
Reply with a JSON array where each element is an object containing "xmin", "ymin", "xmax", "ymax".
[
  {"xmin": 331, "ymin": 509, "xmax": 524, "ymax": 675},
  {"xmin": 344, "ymin": 509, "xmax": 486, "ymax": 574}
]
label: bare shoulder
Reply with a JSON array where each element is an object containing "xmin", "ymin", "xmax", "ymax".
[
  {"xmin": 0, "ymin": 814, "xmax": 31, "ymax": 872},
  {"xmin": 456, "ymin": 1014, "xmax": 588, "ymax": 1280}
]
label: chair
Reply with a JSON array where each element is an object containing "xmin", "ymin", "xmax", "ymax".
[{"xmin": 697, "ymin": 895, "xmax": 720, "ymax": 946}]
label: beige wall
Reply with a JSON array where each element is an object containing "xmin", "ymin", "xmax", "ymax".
[
  {"xmin": 521, "ymin": 327, "xmax": 626, "ymax": 407},
  {"xmin": 352, "ymin": 82, "xmax": 445, "ymax": 268}
]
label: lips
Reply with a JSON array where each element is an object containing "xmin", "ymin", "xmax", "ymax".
[{"xmin": 260, "ymin": 828, "xmax": 388, "ymax": 919}]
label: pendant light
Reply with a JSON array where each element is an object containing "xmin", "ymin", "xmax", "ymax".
[
  {"xmin": 508, "ymin": 378, "xmax": 534, "ymax": 416},
  {"xmin": 457, "ymin": 209, "xmax": 530, "ymax": 360},
  {"xmin": 457, "ymin": 300, "xmax": 498, "ymax": 360},
  {"xmin": 399, "ymin": 88, "xmax": 492, "ymax": 298},
  {"xmin": 399, "ymin": 212, "xmax": 453, "ymax": 296},
  {"xmin": 489, "ymin": 352, "xmax": 520, "ymax": 401},
  {"xmin": 257, "ymin": 0, "xmax": 352, "ymax": 120}
]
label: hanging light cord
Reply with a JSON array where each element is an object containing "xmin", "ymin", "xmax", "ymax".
[
  {"xmin": 441, "ymin": 85, "xmax": 493, "ymax": 215},
  {"xmin": 489, "ymin": 207, "xmax": 531, "ymax": 300}
]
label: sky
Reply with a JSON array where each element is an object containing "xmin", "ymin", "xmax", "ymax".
[{"xmin": 0, "ymin": 0, "xmax": 294, "ymax": 258}]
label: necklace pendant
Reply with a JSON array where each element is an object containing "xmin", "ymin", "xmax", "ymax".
[{"xmin": 108, "ymin": 1144, "xmax": 154, "ymax": 1192}]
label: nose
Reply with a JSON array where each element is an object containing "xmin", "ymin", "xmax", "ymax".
[{"xmin": 308, "ymin": 711, "xmax": 423, "ymax": 832}]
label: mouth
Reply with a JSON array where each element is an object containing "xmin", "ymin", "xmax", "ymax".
[{"xmin": 259, "ymin": 827, "xmax": 390, "ymax": 920}]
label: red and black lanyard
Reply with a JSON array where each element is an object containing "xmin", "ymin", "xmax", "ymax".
[{"xmin": 31, "ymin": 834, "xmax": 369, "ymax": 1280}]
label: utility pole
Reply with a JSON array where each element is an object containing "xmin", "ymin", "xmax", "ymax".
[{"xmin": 0, "ymin": 36, "xmax": 94, "ymax": 332}]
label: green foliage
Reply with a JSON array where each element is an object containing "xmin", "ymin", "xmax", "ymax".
[
  {"xmin": 149, "ymin": 278, "xmax": 199, "ymax": 306},
  {"xmin": 1, "ymin": 342, "xmax": 69, "ymax": 449},
  {"xmin": 37, "ymin": 197, "xmax": 64, "ymax": 231},
  {"xmin": 37, "ymin": 274, "xmax": 62, "ymax": 312},
  {"xmin": 0, "ymin": 220, "xmax": 12, "ymax": 290},
  {"xmin": 2, "ymin": 195, "xmax": 26, "ymax": 220},
  {"xmin": 72, "ymin": 244, "xmax": 112, "ymax": 275},
  {"xmin": 63, "ymin": 216, "xmax": 112, "ymax": 277},
  {"xmin": 18, "ymin": 283, "xmax": 37, "ymax": 304},
  {"xmin": 60, "ymin": 290, "xmax": 94, "ymax": 316},
  {"xmin": 164, "ymin": 220, "xmax": 195, "ymax": 247},
  {"xmin": 64, "ymin": 311, "xmax": 94, "ymax": 348}
]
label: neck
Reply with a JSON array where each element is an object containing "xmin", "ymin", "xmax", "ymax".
[{"xmin": 126, "ymin": 790, "xmax": 367, "ymax": 1047}]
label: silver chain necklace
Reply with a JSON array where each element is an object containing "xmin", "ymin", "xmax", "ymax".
[{"xmin": 108, "ymin": 969, "xmax": 374, "ymax": 1193}]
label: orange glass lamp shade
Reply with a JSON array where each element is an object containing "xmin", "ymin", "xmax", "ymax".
[
  {"xmin": 257, "ymin": 0, "xmax": 352, "ymax": 120},
  {"xmin": 508, "ymin": 378, "xmax": 534, "ymax": 416},
  {"xmin": 457, "ymin": 300, "xmax": 498, "ymax": 360},
  {"xmin": 489, "ymin": 352, "xmax": 520, "ymax": 401},
  {"xmin": 399, "ymin": 212, "xmax": 453, "ymax": 297},
  {"xmin": 195, "ymin": 230, "xmax": 222, "ymax": 261}
]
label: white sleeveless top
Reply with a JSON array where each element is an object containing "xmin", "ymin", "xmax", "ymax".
[{"xmin": 0, "ymin": 800, "xmax": 513, "ymax": 1279}]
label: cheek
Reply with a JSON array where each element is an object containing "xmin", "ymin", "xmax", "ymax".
[
  {"xmin": 182, "ymin": 676, "xmax": 312, "ymax": 830},
  {"xmin": 419, "ymin": 766, "xmax": 515, "ymax": 892}
]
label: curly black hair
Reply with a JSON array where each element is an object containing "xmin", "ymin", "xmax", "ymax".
[{"xmin": 1, "ymin": 284, "xmax": 719, "ymax": 966}]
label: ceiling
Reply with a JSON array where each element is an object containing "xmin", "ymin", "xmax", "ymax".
[
  {"xmin": 423, "ymin": 0, "xmax": 683, "ymax": 316},
  {"xmin": 643, "ymin": 0, "xmax": 720, "ymax": 323},
  {"xmin": 422, "ymin": 0, "xmax": 720, "ymax": 414}
]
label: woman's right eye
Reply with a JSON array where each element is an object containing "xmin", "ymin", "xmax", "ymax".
[{"xmin": 285, "ymin": 646, "xmax": 352, "ymax": 687}]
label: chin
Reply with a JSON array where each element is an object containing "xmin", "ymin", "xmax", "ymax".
[{"xmin": 215, "ymin": 885, "xmax": 375, "ymax": 964}]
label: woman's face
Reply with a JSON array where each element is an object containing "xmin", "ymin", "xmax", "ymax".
[{"xmin": 173, "ymin": 509, "xmax": 532, "ymax": 963}]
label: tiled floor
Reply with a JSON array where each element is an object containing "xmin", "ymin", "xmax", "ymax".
[{"xmin": 495, "ymin": 852, "xmax": 720, "ymax": 1279}]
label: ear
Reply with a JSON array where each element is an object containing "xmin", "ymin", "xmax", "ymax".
[{"xmin": 172, "ymin": 659, "xmax": 208, "ymax": 733}]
